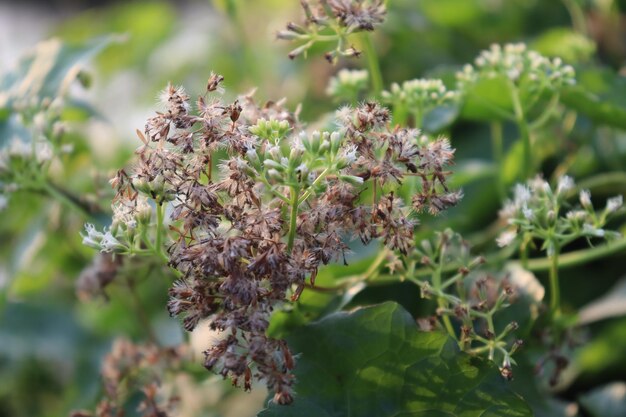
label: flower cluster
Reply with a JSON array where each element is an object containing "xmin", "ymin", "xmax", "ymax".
[
  {"xmin": 0, "ymin": 97, "xmax": 70, "ymax": 209},
  {"xmin": 497, "ymin": 176, "xmax": 622, "ymax": 254},
  {"xmin": 409, "ymin": 230, "xmax": 522, "ymax": 378},
  {"xmin": 382, "ymin": 78, "xmax": 458, "ymax": 127},
  {"xmin": 94, "ymin": 74, "xmax": 460, "ymax": 403},
  {"xmin": 326, "ymin": 68, "xmax": 369, "ymax": 102},
  {"xmin": 277, "ymin": 0, "xmax": 386, "ymax": 63},
  {"xmin": 70, "ymin": 339, "xmax": 187, "ymax": 417},
  {"xmin": 457, "ymin": 43, "xmax": 576, "ymax": 90}
]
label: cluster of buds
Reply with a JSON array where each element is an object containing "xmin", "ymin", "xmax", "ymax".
[
  {"xmin": 91, "ymin": 73, "xmax": 460, "ymax": 403},
  {"xmin": 497, "ymin": 175, "xmax": 623, "ymax": 254},
  {"xmin": 0, "ymin": 96, "xmax": 69, "ymax": 209},
  {"xmin": 412, "ymin": 230, "xmax": 522, "ymax": 378},
  {"xmin": 70, "ymin": 339, "xmax": 187, "ymax": 417},
  {"xmin": 277, "ymin": 0, "xmax": 386, "ymax": 63},
  {"xmin": 456, "ymin": 43, "xmax": 576, "ymax": 90},
  {"xmin": 326, "ymin": 68, "xmax": 369, "ymax": 102},
  {"xmin": 382, "ymin": 78, "xmax": 459, "ymax": 127}
]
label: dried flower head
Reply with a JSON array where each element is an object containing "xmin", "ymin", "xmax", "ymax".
[
  {"xmin": 92, "ymin": 74, "xmax": 460, "ymax": 404},
  {"xmin": 278, "ymin": 0, "xmax": 386, "ymax": 63}
]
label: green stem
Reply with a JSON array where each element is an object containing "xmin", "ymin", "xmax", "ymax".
[
  {"xmin": 432, "ymin": 247, "xmax": 457, "ymax": 341},
  {"xmin": 486, "ymin": 314, "xmax": 496, "ymax": 361},
  {"xmin": 361, "ymin": 33, "xmax": 383, "ymax": 97},
  {"xmin": 223, "ymin": 0, "xmax": 259, "ymax": 84},
  {"xmin": 393, "ymin": 101, "xmax": 409, "ymax": 127},
  {"xmin": 287, "ymin": 186, "xmax": 300, "ymax": 253},
  {"xmin": 40, "ymin": 180, "xmax": 99, "ymax": 217},
  {"xmin": 562, "ymin": 0, "xmax": 588, "ymax": 35},
  {"xmin": 509, "ymin": 84, "xmax": 533, "ymax": 179},
  {"xmin": 490, "ymin": 121, "xmax": 505, "ymax": 199},
  {"xmin": 155, "ymin": 203, "xmax": 164, "ymax": 255},
  {"xmin": 525, "ymin": 236, "xmax": 626, "ymax": 271},
  {"xmin": 298, "ymin": 167, "xmax": 330, "ymax": 204},
  {"xmin": 549, "ymin": 248, "xmax": 561, "ymax": 316}
]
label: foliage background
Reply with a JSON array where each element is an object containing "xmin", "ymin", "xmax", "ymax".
[{"xmin": 1, "ymin": 0, "xmax": 626, "ymax": 416}]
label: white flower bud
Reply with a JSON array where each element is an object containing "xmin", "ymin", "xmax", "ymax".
[
  {"xmin": 557, "ymin": 175, "xmax": 574, "ymax": 196},
  {"xmin": 606, "ymin": 195, "xmax": 623, "ymax": 213},
  {"xmin": 579, "ymin": 189, "xmax": 592, "ymax": 209},
  {"xmin": 496, "ymin": 230, "xmax": 517, "ymax": 247},
  {"xmin": 583, "ymin": 223, "xmax": 605, "ymax": 238}
]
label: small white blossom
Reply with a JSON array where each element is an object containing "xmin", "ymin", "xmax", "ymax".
[
  {"xmin": 606, "ymin": 195, "xmax": 623, "ymax": 213},
  {"xmin": 81, "ymin": 223, "xmax": 104, "ymax": 249},
  {"xmin": 497, "ymin": 229, "xmax": 517, "ymax": 247},
  {"xmin": 583, "ymin": 223, "xmax": 605, "ymax": 238},
  {"xmin": 522, "ymin": 205, "xmax": 534, "ymax": 220},
  {"xmin": 513, "ymin": 184, "xmax": 531, "ymax": 206},
  {"xmin": 579, "ymin": 189, "xmax": 592, "ymax": 209},
  {"xmin": 100, "ymin": 230, "xmax": 124, "ymax": 253},
  {"xmin": 556, "ymin": 175, "xmax": 575, "ymax": 195},
  {"xmin": 35, "ymin": 141, "xmax": 53, "ymax": 163}
]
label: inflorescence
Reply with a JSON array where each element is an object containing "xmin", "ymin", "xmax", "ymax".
[
  {"xmin": 84, "ymin": 73, "xmax": 460, "ymax": 403},
  {"xmin": 277, "ymin": 0, "xmax": 386, "ymax": 63}
]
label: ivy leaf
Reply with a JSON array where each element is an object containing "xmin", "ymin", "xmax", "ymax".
[{"xmin": 259, "ymin": 302, "xmax": 532, "ymax": 417}]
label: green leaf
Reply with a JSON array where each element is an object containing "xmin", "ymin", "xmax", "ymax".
[
  {"xmin": 460, "ymin": 77, "xmax": 513, "ymax": 122},
  {"xmin": 532, "ymin": 28, "xmax": 595, "ymax": 63},
  {"xmin": 259, "ymin": 302, "xmax": 532, "ymax": 417},
  {"xmin": 561, "ymin": 66, "xmax": 626, "ymax": 130},
  {"xmin": 419, "ymin": 0, "xmax": 483, "ymax": 27},
  {"xmin": 579, "ymin": 382, "xmax": 626, "ymax": 417},
  {"xmin": 424, "ymin": 102, "xmax": 460, "ymax": 132},
  {"xmin": 1, "ymin": 35, "xmax": 119, "ymax": 105}
]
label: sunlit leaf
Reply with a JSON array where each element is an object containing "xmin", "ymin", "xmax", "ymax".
[{"xmin": 260, "ymin": 302, "xmax": 532, "ymax": 417}]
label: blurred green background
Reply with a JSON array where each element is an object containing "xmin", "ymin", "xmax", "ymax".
[{"xmin": 1, "ymin": 1, "xmax": 626, "ymax": 416}]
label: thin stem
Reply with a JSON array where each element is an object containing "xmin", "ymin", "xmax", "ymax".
[
  {"xmin": 562, "ymin": 0, "xmax": 588, "ymax": 35},
  {"xmin": 490, "ymin": 121, "xmax": 505, "ymax": 199},
  {"xmin": 298, "ymin": 167, "xmax": 330, "ymax": 205},
  {"xmin": 509, "ymin": 83, "xmax": 533, "ymax": 179},
  {"xmin": 287, "ymin": 186, "xmax": 300, "ymax": 253},
  {"xmin": 549, "ymin": 249, "xmax": 561, "ymax": 316},
  {"xmin": 486, "ymin": 314, "xmax": 496, "ymax": 361},
  {"xmin": 413, "ymin": 108, "xmax": 423, "ymax": 130},
  {"xmin": 432, "ymin": 245, "xmax": 457, "ymax": 341},
  {"xmin": 224, "ymin": 0, "xmax": 260, "ymax": 84},
  {"xmin": 529, "ymin": 93, "xmax": 560, "ymax": 131},
  {"xmin": 361, "ymin": 33, "xmax": 383, "ymax": 97},
  {"xmin": 524, "ymin": 236, "xmax": 626, "ymax": 271},
  {"xmin": 393, "ymin": 101, "xmax": 409, "ymax": 127},
  {"xmin": 155, "ymin": 203, "xmax": 164, "ymax": 255},
  {"xmin": 40, "ymin": 180, "xmax": 99, "ymax": 217}
]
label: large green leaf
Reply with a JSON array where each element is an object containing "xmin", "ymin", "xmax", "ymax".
[
  {"xmin": 532, "ymin": 28, "xmax": 595, "ymax": 63},
  {"xmin": 259, "ymin": 302, "xmax": 532, "ymax": 417},
  {"xmin": 561, "ymin": 67, "xmax": 626, "ymax": 130}
]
